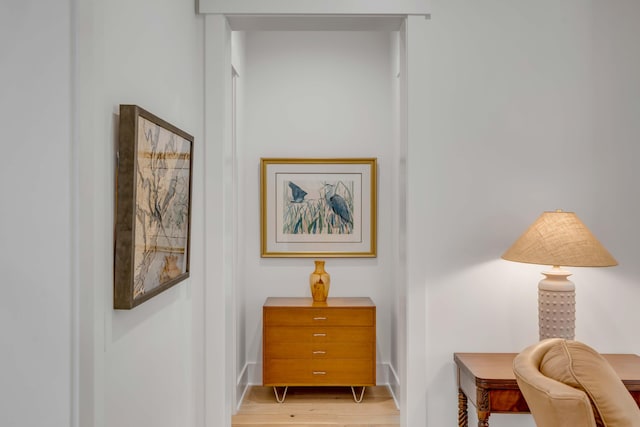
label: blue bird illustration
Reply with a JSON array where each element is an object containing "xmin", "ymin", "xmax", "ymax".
[
  {"xmin": 323, "ymin": 184, "xmax": 353, "ymax": 226},
  {"xmin": 288, "ymin": 181, "xmax": 308, "ymax": 203}
]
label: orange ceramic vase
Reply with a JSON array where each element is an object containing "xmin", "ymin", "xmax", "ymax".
[{"xmin": 309, "ymin": 260, "xmax": 330, "ymax": 303}]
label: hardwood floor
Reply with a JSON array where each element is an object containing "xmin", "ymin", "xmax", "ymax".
[{"xmin": 232, "ymin": 386, "xmax": 400, "ymax": 427}]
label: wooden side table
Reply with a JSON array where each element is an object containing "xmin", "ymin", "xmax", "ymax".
[{"xmin": 454, "ymin": 352, "xmax": 640, "ymax": 427}]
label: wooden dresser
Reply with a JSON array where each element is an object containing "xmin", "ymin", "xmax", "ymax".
[{"xmin": 263, "ymin": 297, "xmax": 376, "ymax": 402}]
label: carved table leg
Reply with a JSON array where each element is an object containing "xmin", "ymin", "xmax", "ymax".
[
  {"xmin": 458, "ymin": 389, "xmax": 468, "ymax": 427},
  {"xmin": 477, "ymin": 411, "xmax": 490, "ymax": 427},
  {"xmin": 477, "ymin": 388, "xmax": 490, "ymax": 427}
]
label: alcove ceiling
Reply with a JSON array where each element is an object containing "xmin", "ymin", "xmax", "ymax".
[{"xmin": 226, "ymin": 15, "xmax": 405, "ymax": 31}]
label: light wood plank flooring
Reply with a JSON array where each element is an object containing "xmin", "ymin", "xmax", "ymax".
[{"xmin": 232, "ymin": 386, "xmax": 400, "ymax": 427}]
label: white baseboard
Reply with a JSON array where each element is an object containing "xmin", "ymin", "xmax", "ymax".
[
  {"xmin": 235, "ymin": 363, "xmax": 250, "ymax": 412},
  {"xmin": 386, "ymin": 363, "xmax": 400, "ymax": 409}
]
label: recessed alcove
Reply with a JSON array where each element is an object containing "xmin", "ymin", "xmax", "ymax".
[{"xmin": 205, "ymin": 13, "xmax": 408, "ymax": 413}]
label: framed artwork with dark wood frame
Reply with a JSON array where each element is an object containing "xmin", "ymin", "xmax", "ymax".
[
  {"xmin": 261, "ymin": 158, "xmax": 377, "ymax": 258},
  {"xmin": 114, "ymin": 105, "xmax": 194, "ymax": 309}
]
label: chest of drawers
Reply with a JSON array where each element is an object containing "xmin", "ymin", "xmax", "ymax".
[{"xmin": 263, "ymin": 297, "xmax": 376, "ymax": 395}]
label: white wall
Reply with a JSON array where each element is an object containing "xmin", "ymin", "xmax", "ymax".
[
  {"xmin": 75, "ymin": 0, "xmax": 205, "ymax": 426},
  {"xmin": 409, "ymin": 1, "xmax": 640, "ymax": 426},
  {"xmin": 237, "ymin": 30, "xmax": 399, "ymax": 384},
  {"xmin": 1, "ymin": 2, "xmax": 73, "ymax": 426},
  {"xmin": 5, "ymin": 1, "xmax": 640, "ymax": 427}
]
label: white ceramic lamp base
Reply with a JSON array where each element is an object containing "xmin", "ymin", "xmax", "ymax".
[{"xmin": 538, "ymin": 267, "xmax": 576, "ymax": 340}]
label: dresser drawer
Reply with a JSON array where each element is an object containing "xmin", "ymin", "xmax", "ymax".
[
  {"xmin": 264, "ymin": 326, "xmax": 374, "ymax": 344},
  {"xmin": 264, "ymin": 342, "xmax": 373, "ymax": 360},
  {"xmin": 263, "ymin": 359, "xmax": 375, "ymax": 386},
  {"xmin": 264, "ymin": 307, "xmax": 374, "ymax": 327}
]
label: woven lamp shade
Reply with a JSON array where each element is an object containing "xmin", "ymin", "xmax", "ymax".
[{"xmin": 502, "ymin": 211, "xmax": 617, "ymax": 267}]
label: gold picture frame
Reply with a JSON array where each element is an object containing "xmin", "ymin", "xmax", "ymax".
[{"xmin": 260, "ymin": 158, "xmax": 377, "ymax": 258}]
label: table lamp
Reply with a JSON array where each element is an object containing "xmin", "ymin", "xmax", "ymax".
[{"xmin": 502, "ymin": 210, "xmax": 617, "ymax": 340}]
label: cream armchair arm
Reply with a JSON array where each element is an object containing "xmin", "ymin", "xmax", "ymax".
[{"xmin": 514, "ymin": 340, "xmax": 597, "ymax": 427}]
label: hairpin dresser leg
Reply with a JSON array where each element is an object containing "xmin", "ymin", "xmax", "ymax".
[
  {"xmin": 273, "ymin": 386, "xmax": 288, "ymax": 403},
  {"xmin": 351, "ymin": 386, "xmax": 366, "ymax": 403}
]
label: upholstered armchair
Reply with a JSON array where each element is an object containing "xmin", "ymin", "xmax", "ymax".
[{"xmin": 513, "ymin": 338, "xmax": 640, "ymax": 427}]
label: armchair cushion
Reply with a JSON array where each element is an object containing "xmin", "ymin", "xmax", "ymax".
[
  {"xmin": 539, "ymin": 339, "xmax": 640, "ymax": 427},
  {"xmin": 514, "ymin": 338, "xmax": 598, "ymax": 427}
]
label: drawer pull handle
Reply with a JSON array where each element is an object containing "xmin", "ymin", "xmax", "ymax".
[
  {"xmin": 313, "ymin": 371, "xmax": 327, "ymax": 375},
  {"xmin": 312, "ymin": 351, "xmax": 326, "ymax": 355},
  {"xmin": 313, "ymin": 333, "xmax": 327, "ymax": 337},
  {"xmin": 313, "ymin": 317, "xmax": 327, "ymax": 320}
]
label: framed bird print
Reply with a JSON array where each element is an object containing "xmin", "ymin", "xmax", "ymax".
[
  {"xmin": 260, "ymin": 158, "xmax": 377, "ymax": 257},
  {"xmin": 114, "ymin": 105, "xmax": 194, "ymax": 309}
]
